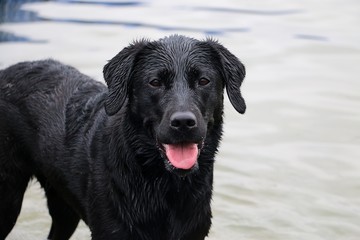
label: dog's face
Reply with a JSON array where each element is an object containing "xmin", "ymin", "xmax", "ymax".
[{"xmin": 103, "ymin": 35, "xmax": 246, "ymax": 174}]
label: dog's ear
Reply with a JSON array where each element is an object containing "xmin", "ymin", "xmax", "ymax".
[
  {"xmin": 103, "ymin": 40, "xmax": 147, "ymax": 116},
  {"xmin": 207, "ymin": 40, "xmax": 246, "ymax": 114}
]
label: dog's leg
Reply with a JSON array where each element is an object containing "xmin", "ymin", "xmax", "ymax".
[
  {"xmin": 44, "ymin": 187, "xmax": 80, "ymax": 240},
  {"xmin": 0, "ymin": 173, "xmax": 30, "ymax": 239},
  {"xmin": 0, "ymin": 118, "xmax": 32, "ymax": 239}
]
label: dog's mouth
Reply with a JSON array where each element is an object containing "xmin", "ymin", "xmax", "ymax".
[{"xmin": 158, "ymin": 142, "xmax": 203, "ymax": 172}]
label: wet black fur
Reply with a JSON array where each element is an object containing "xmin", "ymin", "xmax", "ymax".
[{"xmin": 0, "ymin": 35, "xmax": 246, "ymax": 240}]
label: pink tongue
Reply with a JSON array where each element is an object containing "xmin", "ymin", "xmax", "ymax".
[{"xmin": 163, "ymin": 143, "xmax": 198, "ymax": 169}]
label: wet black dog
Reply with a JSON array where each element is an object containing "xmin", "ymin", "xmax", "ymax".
[{"xmin": 0, "ymin": 35, "xmax": 246, "ymax": 240}]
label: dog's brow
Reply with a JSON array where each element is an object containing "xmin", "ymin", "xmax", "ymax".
[
  {"xmin": 187, "ymin": 67, "xmax": 200, "ymax": 79},
  {"xmin": 158, "ymin": 69, "xmax": 171, "ymax": 78},
  {"xmin": 158, "ymin": 68, "xmax": 174, "ymax": 85}
]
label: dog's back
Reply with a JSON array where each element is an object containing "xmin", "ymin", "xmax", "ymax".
[{"xmin": 0, "ymin": 59, "xmax": 103, "ymax": 118}]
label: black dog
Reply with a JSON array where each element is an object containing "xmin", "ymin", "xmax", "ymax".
[{"xmin": 0, "ymin": 35, "xmax": 246, "ymax": 240}]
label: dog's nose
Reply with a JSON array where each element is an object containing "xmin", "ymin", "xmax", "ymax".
[{"xmin": 170, "ymin": 111, "xmax": 197, "ymax": 130}]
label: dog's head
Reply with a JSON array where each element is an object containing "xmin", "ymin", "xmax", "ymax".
[{"xmin": 103, "ymin": 35, "xmax": 246, "ymax": 175}]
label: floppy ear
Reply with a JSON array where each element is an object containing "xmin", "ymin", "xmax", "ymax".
[
  {"xmin": 103, "ymin": 40, "xmax": 147, "ymax": 116},
  {"xmin": 207, "ymin": 40, "xmax": 246, "ymax": 114}
]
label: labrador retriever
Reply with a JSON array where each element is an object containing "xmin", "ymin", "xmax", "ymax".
[{"xmin": 0, "ymin": 35, "xmax": 246, "ymax": 240}]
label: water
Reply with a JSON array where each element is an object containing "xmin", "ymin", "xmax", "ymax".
[{"xmin": 1, "ymin": 0, "xmax": 360, "ymax": 239}]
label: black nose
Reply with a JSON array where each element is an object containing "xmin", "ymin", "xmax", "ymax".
[{"xmin": 170, "ymin": 111, "xmax": 197, "ymax": 130}]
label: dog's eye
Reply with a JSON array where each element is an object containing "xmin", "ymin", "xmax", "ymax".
[
  {"xmin": 198, "ymin": 78, "xmax": 210, "ymax": 86},
  {"xmin": 149, "ymin": 79, "xmax": 162, "ymax": 87}
]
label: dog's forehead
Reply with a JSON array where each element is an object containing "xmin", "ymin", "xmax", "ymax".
[
  {"xmin": 133, "ymin": 36, "xmax": 221, "ymax": 80},
  {"xmin": 150, "ymin": 37, "xmax": 215, "ymax": 68},
  {"xmin": 159, "ymin": 35, "xmax": 196, "ymax": 51}
]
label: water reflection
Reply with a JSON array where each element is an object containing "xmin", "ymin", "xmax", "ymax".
[
  {"xmin": 0, "ymin": 0, "xmax": 329, "ymax": 43},
  {"xmin": 295, "ymin": 34, "xmax": 328, "ymax": 41},
  {"xmin": 0, "ymin": 30, "xmax": 47, "ymax": 42},
  {"xmin": 189, "ymin": 6, "xmax": 303, "ymax": 16},
  {"xmin": 39, "ymin": 15, "xmax": 249, "ymax": 35},
  {"xmin": 0, "ymin": 0, "xmax": 43, "ymax": 23},
  {"xmin": 0, "ymin": 0, "xmax": 250, "ymax": 42},
  {"xmin": 0, "ymin": 0, "xmax": 43, "ymax": 42},
  {"xmin": 57, "ymin": 0, "xmax": 143, "ymax": 7}
]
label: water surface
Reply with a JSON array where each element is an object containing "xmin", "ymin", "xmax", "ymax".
[{"xmin": 1, "ymin": 0, "xmax": 360, "ymax": 239}]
